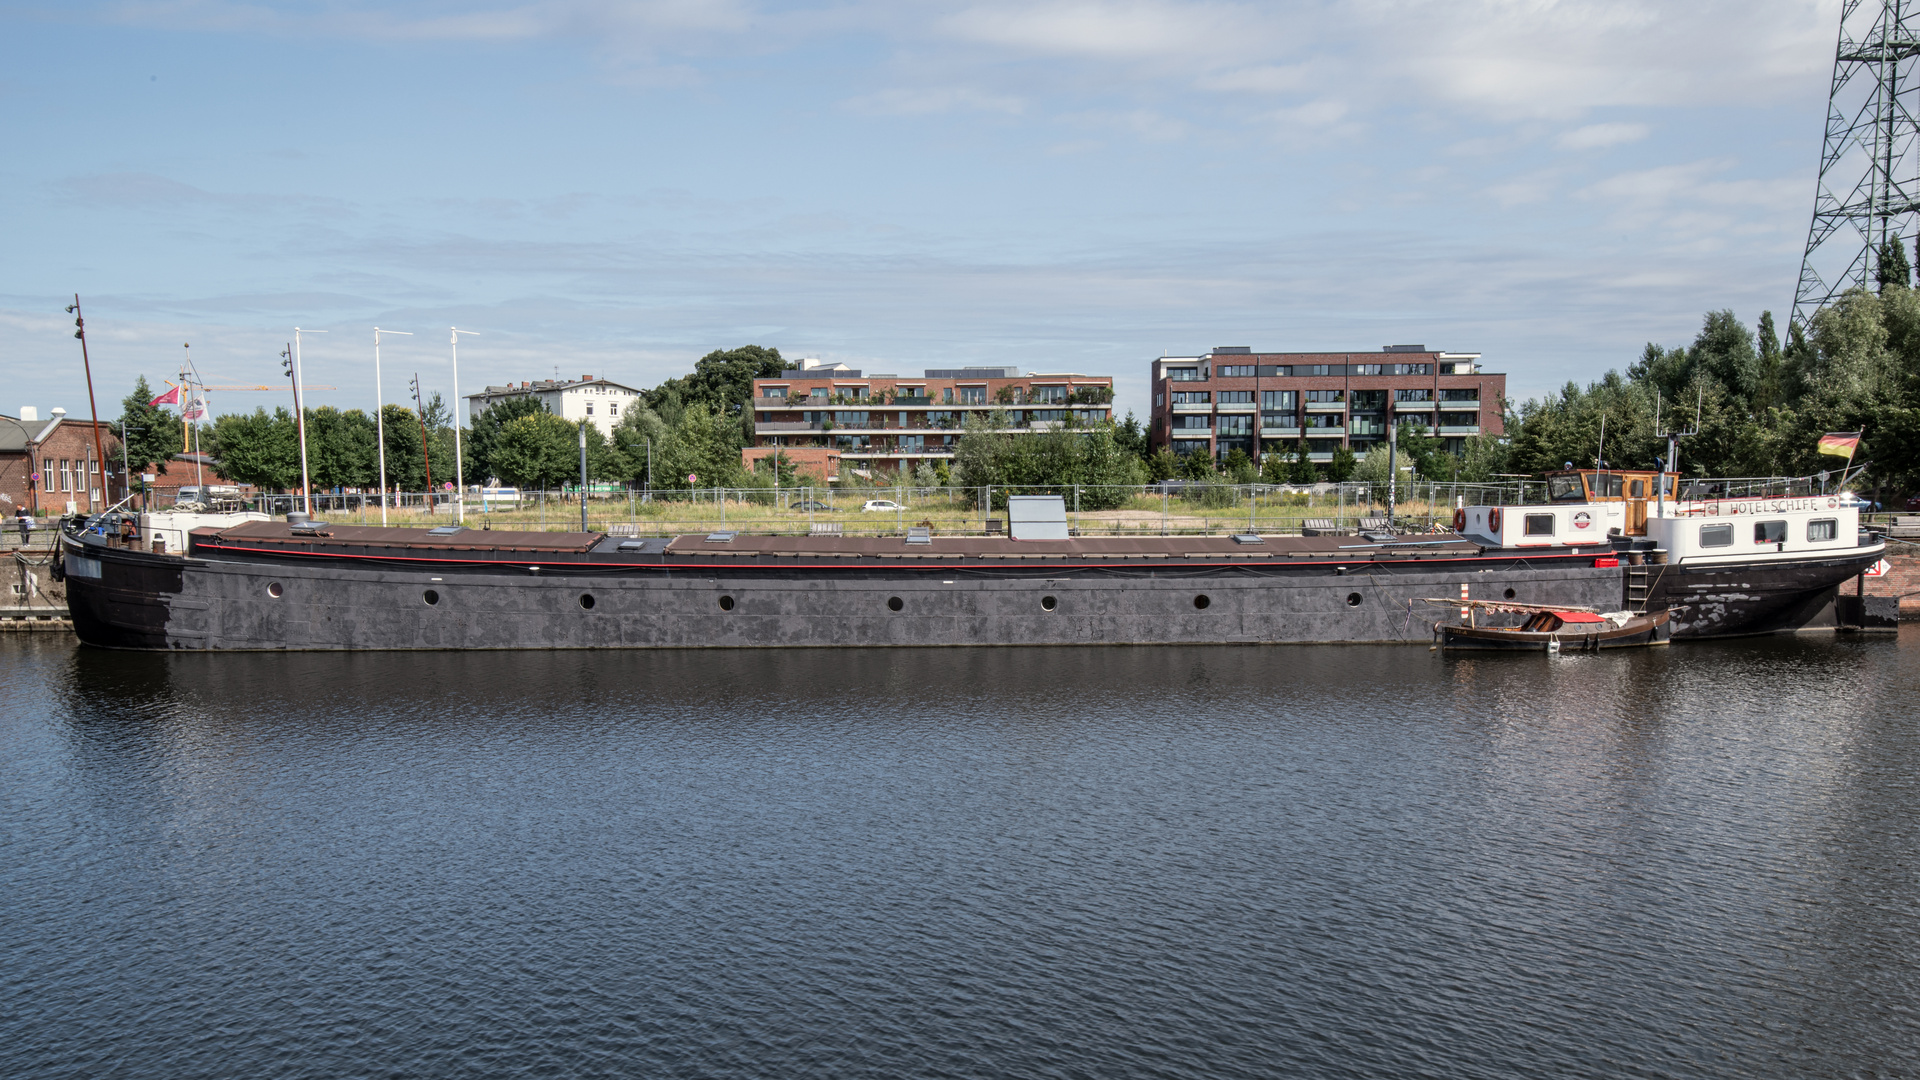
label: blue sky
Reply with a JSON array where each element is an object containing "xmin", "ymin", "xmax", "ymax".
[{"xmin": 1, "ymin": 0, "xmax": 1841, "ymax": 424}]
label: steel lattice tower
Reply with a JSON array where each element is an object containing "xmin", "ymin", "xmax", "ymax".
[{"xmin": 1794, "ymin": 0, "xmax": 1920, "ymax": 327}]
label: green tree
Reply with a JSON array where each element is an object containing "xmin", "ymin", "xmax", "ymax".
[
  {"xmin": 209, "ymin": 407, "xmax": 299, "ymax": 491},
  {"xmin": 1287, "ymin": 442, "xmax": 1318, "ymax": 484},
  {"xmin": 645, "ymin": 345, "xmax": 785, "ymax": 431},
  {"xmin": 1145, "ymin": 447, "xmax": 1180, "ymax": 483},
  {"xmin": 379, "ymin": 404, "xmax": 428, "ymax": 493},
  {"xmin": 1878, "ymin": 235, "xmax": 1911, "ymax": 293},
  {"xmin": 116, "ymin": 376, "xmax": 184, "ymax": 489},
  {"xmin": 468, "ymin": 396, "xmax": 549, "ymax": 484},
  {"xmin": 1222, "ymin": 447, "xmax": 1255, "ymax": 483},
  {"xmin": 490, "ymin": 412, "xmax": 579, "ymax": 490},
  {"xmin": 1326, "ymin": 445, "xmax": 1357, "ymax": 482},
  {"xmin": 1259, "ymin": 449, "xmax": 1290, "ymax": 485},
  {"xmin": 611, "ymin": 401, "xmax": 672, "ymax": 488},
  {"xmin": 1113, "ymin": 411, "xmax": 1148, "ymax": 462},
  {"xmin": 306, "ymin": 407, "xmax": 376, "ymax": 491}
]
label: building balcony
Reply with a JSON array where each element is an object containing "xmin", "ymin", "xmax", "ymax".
[
  {"xmin": 1393, "ymin": 400, "xmax": 1436, "ymax": 411},
  {"xmin": 1307, "ymin": 452, "xmax": 1334, "ymax": 463},
  {"xmin": 1168, "ymin": 428, "xmax": 1213, "ymax": 439},
  {"xmin": 1214, "ymin": 402, "xmax": 1256, "ymax": 414},
  {"xmin": 843, "ymin": 449, "xmax": 958, "ymax": 459},
  {"xmin": 1171, "ymin": 402, "xmax": 1213, "ymax": 413},
  {"xmin": 1301, "ymin": 426, "xmax": 1346, "ymax": 437},
  {"xmin": 1260, "ymin": 426, "xmax": 1302, "ymax": 439},
  {"xmin": 1439, "ymin": 425, "xmax": 1482, "ymax": 436},
  {"xmin": 1304, "ymin": 401, "xmax": 1346, "ymax": 412}
]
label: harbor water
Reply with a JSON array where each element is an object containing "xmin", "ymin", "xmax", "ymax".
[{"xmin": 4, "ymin": 633, "xmax": 1918, "ymax": 1078}]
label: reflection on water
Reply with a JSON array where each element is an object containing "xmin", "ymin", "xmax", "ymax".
[{"xmin": 4, "ymin": 634, "xmax": 1918, "ymax": 1079}]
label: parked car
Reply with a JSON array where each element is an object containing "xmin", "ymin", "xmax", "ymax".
[
  {"xmin": 861, "ymin": 499, "xmax": 905, "ymax": 512},
  {"xmin": 1906, "ymin": 494, "xmax": 1920, "ymax": 512},
  {"xmin": 793, "ymin": 500, "xmax": 834, "ymax": 511}
]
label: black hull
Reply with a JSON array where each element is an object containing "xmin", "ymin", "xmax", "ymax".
[
  {"xmin": 1645, "ymin": 549, "xmax": 1886, "ymax": 639},
  {"xmin": 61, "ymin": 529, "xmax": 1883, "ymax": 651}
]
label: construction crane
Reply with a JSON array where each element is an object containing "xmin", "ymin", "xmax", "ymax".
[{"xmin": 196, "ymin": 383, "xmax": 336, "ymax": 392}]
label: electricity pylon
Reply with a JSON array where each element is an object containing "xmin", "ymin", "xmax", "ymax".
[{"xmin": 1793, "ymin": 0, "xmax": 1920, "ymax": 328}]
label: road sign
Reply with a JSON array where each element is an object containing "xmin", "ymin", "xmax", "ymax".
[{"xmin": 1865, "ymin": 558, "xmax": 1892, "ymax": 577}]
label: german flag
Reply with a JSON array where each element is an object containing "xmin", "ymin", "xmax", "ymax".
[{"xmin": 1817, "ymin": 432, "xmax": 1861, "ymax": 458}]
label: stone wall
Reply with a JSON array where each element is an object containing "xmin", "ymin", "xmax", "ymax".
[{"xmin": 1860, "ymin": 547, "xmax": 1920, "ymax": 619}]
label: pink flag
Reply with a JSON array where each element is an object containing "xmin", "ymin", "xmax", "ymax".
[{"xmin": 149, "ymin": 385, "xmax": 180, "ymax": 407}]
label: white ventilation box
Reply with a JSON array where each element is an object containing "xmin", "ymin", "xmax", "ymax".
[{"xmin": 1007, "ymin": 495, "xmax": 1069, "ymax": 541}]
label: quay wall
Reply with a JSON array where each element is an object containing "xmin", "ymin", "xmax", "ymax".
[{"xmin": 1861, "ymin": 548, "xmax": 1920, "ymax": 619}]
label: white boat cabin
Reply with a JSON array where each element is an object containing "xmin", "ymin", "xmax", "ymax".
[{"xmin": 1461, "ymin": 469, "xmax": 1864, "ymax": 564}]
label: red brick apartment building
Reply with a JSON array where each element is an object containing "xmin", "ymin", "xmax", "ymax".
[
  {"xmin": 0, "ymin": 408, "xmax": 123, "ymax": 516},
  {"xmin": 1148, "ymin": 346, "xmax": 1505, "ymax": 465},
  {"xmin": 749, "ymin": 361, "xmax": 1115, "ymax": 477}
]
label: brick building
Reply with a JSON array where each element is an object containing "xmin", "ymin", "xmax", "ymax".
[
  {"xmin": 749, "ymin": 361, "xmax": 1115, "ymax": 478},
  {"xmin": 0, "ymin": 408, "xmax": 123, "ymax": 516},
  {"xmin": 741, "ymin": 445, "xmax": 841, "ymax": 485},
  {"xmin": 1147, "ymin": 346, "xmax": 1505, "ymax": 465}
]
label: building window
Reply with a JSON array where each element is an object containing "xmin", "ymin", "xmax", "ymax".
[
  {"xmin": 610, "ymin": 403, "xmax": 618, "ymax": 416},
  {"xmin": 957, "ymin": 386, "xmax": 987, "ymax": 404},
  {"xmin": 1217, "ymin": 365, "xmax": 1256, "ymax": 377},
  {"xmin": 1166, "ymin": 367, "xmax": 1203, "ymax": 381},
  {"xmin": 1217, "ymin": 415, "xmax": 1252, "ymax": 436},
  {"xmin": 1304, "ymin": 414, "xmax": 1342, "ymax": 429},
  {"xmin": 1305, "ymin": 390, "xmax": 1344, "ymax": 403},
  {"xmin": 1441, "ymin": 388, "xmax": 1480, "ymax": 401},
  {"xmin": 1305, "ymin": 365, "xmax": 1331, "ymax": 376},
  {"xmin": 586, "ymin": 403, "xmax": 594, "ymax": 415},
  {"xmin": 1808, "ymin": 518, "xmax": 1838, "ymax": 542},
  {"xmin": 1439, "ymin": 412, "xmax": 1478, "ymax": 428},
  {"xmin": 943, "ymin": 387, "xmax": 954, "ymax": 403},
  {"xmin": 1217, "ymin": 391, "xmax": 1253, "ymax": 404},
  {"xmin": 1700, "ymin": 524, "xmax": 1734, "ymax": 548},
  {"xmin": 834, "ymin": 411, "xmax": 870, "ymax": 425},
  {"xmin": 1261, "ymin": 390, "xmax": 1296, "ymax": 410},
  {"xmin": 61, "ymin": 460, "xmax": 72, "ymax": 492},
  {"xmin": 811, "ymin": 388, "xmax": 829, "ymax": 402},
  {"xmin": 1524, "ymin": 513, "xmax": 1555, "ymax": 536},
  {"xmin": 1173, "ymin": 415, "xmax": 1211, "ymax": 430},
  {"xmin": 763, "ymin": 386, "xmax": 787, "ymax": 398},
  {"xmin": 1034, "ymin": 385, "xmax": 1068, "ymax": 403},
  {"xmin": 1350, "ymin": 390, "xmax": 1387, "ymax": 410},
  {"xmin": 1268, "ymin": 366, "xmax": 1293, "ymax": 377},
  {"xmin": 1395, "ymin": 389, "xmax": 1432, "ymax": 402},
  {"xmin": 1171, "ymin": 391, "xmax": 1211, "ymax": 404},
  {"xmin": 1754, "ymin": 520, "xmax": 1787, "ymax": 544},
  {"xmin": 1353, "ymin": 364, "xmax": 1383, "ymax": 375},
  {"xmin": 1390, "ymin": 364, "xmax": 1432, "ymax": 376}
]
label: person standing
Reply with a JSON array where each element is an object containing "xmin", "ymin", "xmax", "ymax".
[{"xmin": 16, "ymin": 508, "xmax": 31, "ymax": 547}]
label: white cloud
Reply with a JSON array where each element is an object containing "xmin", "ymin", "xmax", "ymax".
[
  {"xmin": 1557, "ymin": 122, "xmax": 1650, "ymax": 150},
  {"xmin": 845, "ymin": 86, "xmax": 1025, "ymax": 115}
]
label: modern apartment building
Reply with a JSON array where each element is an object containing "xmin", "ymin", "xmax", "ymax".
[
  {"xmin": 1148, "ymin": 346, "xmax": 1504, "ymax": 464},
  {"xmin": 749, "ymin": 360, "xmax": 1115, "ymax": 476}
]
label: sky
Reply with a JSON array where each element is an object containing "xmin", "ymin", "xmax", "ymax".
[{"xmin": 0, "ymin": 0, "xmax": 1847, "ymax": 425}]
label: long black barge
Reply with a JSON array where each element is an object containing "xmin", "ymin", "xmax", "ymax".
[{"xmin": 55, "ymin": 516, "xmax": 1888, "ymax": 651}]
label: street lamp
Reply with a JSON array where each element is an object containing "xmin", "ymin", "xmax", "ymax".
[
  {"xmin": 451, "ymin": 327, "xmax": 479, "ymax": 525},
  {"xmin": 373, "ymin": 328, "xmax": 412, "ymax": 525}
]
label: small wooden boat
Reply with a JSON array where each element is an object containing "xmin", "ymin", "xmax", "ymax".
[{"xmin": 1418, "ymin": 599, "xmax": 1672, "ymax": 652}]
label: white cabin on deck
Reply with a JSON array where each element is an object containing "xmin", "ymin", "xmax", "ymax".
[{"xmin": 1460, "ymin": 469, "xmax": 1867, "ymax": 566}]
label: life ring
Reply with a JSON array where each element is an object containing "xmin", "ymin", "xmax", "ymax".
[
  {"xmin": 1488, "ymin": 508, "xmax": 1501, "ymax": 532},
  {"xmin": 1453, "ymin": 509, "xmax": 1466, "ymax": 531}
]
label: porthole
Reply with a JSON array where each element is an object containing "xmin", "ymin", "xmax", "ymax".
[
  {"xmin": 1346, "ymin": 592, "xmax": 1362, "ymax": 607},
  {"xmin": 1193, "ymin": 595, "xmax": 1210, "ymax": 610},
  {"xmin": 1503, "ymin": 588, "xmax": 1516, "ymax": 600},
  {"xmin": 887, "ymin": 596, "xmax": 904, "ymax": 612},
  {"xmin": 267, "ymin": 581, "xmax": 283, "ymax": 598},
  {"xmin": 423, "ymin": 589, "xmax": 440, "ymax": 606},
  {"xmin": 579, "ymin": 593, "xmax": 596, "ymax": 610},
  {"xmin": 1041, "ymin": 595, "xmax": 1057, "ymax": 611},
  {"xmin": 718, "ymin": 595, "xmax": 735, "ymax": 611}
]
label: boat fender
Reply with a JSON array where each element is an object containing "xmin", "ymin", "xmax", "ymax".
[
  {"xmin": 1453, "ymin": 509, "xmax": 1466, "ymax": 531},
  {"xmin": 1487, "ymin": 508, "xmax": 1500, "ymax": 533}
]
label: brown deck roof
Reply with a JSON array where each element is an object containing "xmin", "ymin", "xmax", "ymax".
[
  {"xmin": 664, "ymin": 533, "xmax": 1483, "ymax": 557},
  {"xmin": 204, "ymin": 521, "xmax": 601, "ymax": 553}
]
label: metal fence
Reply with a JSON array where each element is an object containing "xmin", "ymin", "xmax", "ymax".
[{"xmin": 240, "ymin": 480, "xmax": 1567, "ymax": 537}]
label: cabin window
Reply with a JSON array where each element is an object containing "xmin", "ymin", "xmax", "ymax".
[
  {"xmin": 1808, "ymin": 518, "xmax": 1838, "ymax": 542},
  {"xmin": 1754, "ymin": 520, "xmax": 1787, "ymax": 544},
  {"xmin": 1524, "ymin": 513, "xmax": 1555, "ymax": 536},
  {"xmin": 1700, "ymin": 524, "xmax": 1734, "ymax": 548},
  {"xmin": 1597, "ymin": 475, "xmax": 1624, "ymax": 497},
  {"xmin": 1629, "ymin": 479, "xmax": 1645, "ymax": 498},
  {"xmin": 1548, "ymin": 477, "xmax": 1585, "ymax": 502}
]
